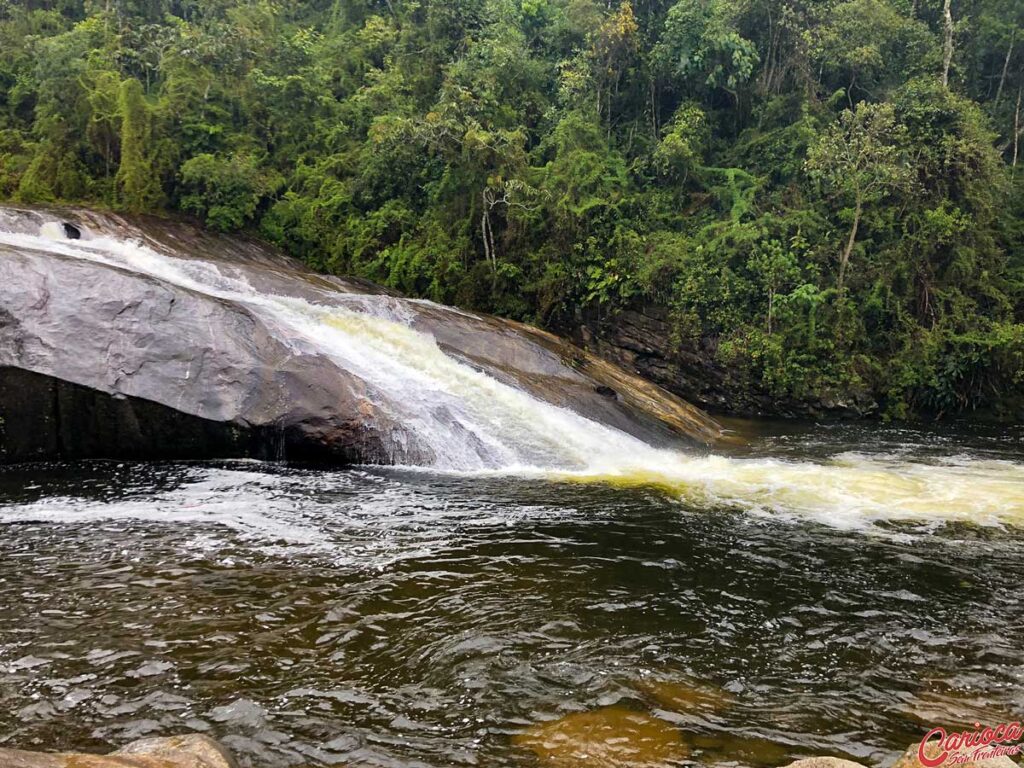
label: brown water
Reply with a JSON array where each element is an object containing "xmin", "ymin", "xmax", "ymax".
[{"xmin": 1, "ymin": 423, "xmax": 1023, "ymax": 767}]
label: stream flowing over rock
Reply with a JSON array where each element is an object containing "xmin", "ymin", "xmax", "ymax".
[{"xmin": 0, "ymin": 205, "xmax": 723, "ymax": 466}]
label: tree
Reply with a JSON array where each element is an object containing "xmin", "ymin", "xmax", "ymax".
[
  {"xmin": 652, "ymin": 102, "xmax": 707, "ymax": 187},
  {"xmin": 941, "ymin": 0, "xmax": 955, "ymax": 87},
  {"xmin": 116, "ymin": 77, "xmax": 163, "ymax": 213},
  {"xmin": 178, "ymin": 152, "xmax": 281, "ymax": 231},
  {"xmin": 806, "ymin": 102, "xmax": 912, "ymax": 292},
  {"xmin": 748, "ymin": 237, "xmax": 801, "ymax": 335},
  {"xmin": 653, "ymin": 0, "xmax": 759, "ymax": 105},
  {"xmin": 589, "ymin": 1, "xmax": 639, "ymax": 128},
  {"xmin": 813, "ymin": 0, "xmax": 934, "ymax": 106}
]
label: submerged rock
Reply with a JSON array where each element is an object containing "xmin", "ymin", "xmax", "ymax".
[
  {"xmin": 0, "ymin": 734, "xmax": 237, "ymax": 768},
  {"xmin": 0, "ymin": 205, "xmax": 723, "ymax": 465},
  {"xmin": 514, "ymin": 705, "xmax": 687, "ymax": 767},
  {"xmin": 638, "ymin": 678, "xmax": 736, "ymax": 717}
]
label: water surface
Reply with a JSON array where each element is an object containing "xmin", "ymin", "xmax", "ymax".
[{"xmin": 2, "ymin": 423, "xmax": 1023, "ymax": 767}]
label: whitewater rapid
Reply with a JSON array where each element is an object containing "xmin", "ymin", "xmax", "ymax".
[{"xmin": 1, "ymin": 221, "xmax": 1022, "ymax": 530}]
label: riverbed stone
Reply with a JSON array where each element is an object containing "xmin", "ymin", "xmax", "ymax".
[
  {"xmin": 638, "ymin": 678, "xmax": 736, "ymax": 715},
  {"xmin": 0, "ymin": 734, "xmax": 237, "ymax": 768},
  {"xmin": 782, "ymin": 758, "xmax": 867, "ymax": 768},
  {"xmin": 514, "ymin": 705, "xmax": 687, "ymax": 767}
]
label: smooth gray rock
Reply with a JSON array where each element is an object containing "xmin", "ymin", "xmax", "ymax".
[
  {"xmin": 0, "ymin": 205, "xmax": 723, "ymax": 464},
  {"xmin": 0, "ymin": 230, "xmax": 409, "ymax": 464}
]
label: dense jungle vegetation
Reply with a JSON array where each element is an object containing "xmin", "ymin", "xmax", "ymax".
[{"xmin": 1, "ymin": 0, "xmax": 1022, "ymax": 418}]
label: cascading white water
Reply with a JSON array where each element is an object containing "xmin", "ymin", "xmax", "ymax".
[
  {"xmin": 1, "ymin": 220, "xmax": 659, "ymax": 471},
  {"xmin": 2, "ymin": 220, "xmax": 1023, "ymax": 529}
]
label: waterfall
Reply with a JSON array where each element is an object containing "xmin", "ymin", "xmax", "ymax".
[
  {"xmin": 1, "ymin": 215, "xmax": 659, "ymax": 471},
  {"xmin": 1, "ymin": 215, "xmax": 1023, "ymax": 529}
]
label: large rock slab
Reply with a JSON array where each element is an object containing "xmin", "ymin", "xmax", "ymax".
[
  {"xmin": 0, "ymin": 734, "xmax": 237, "ymax": 768},
  {"xmin": 0, "ymin": 205, "xmax": 724, "ymax": 465},
  {"xmin": 0, "ymin": 233, "xmax": 409, "ymax": 464}
]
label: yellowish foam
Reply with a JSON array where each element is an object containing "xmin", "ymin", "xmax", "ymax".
[{"xmin": 544, "ymin": 452, "xmax": 1024, "ymax": 529}]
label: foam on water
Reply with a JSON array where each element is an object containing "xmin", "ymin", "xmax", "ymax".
[
  {"xmin": 0, "ymin": 467, "xmax": 333, "ymax": 554},
  {"xmin": 545, "ymin": 451, "xmax": 1024, "ymax": 529},
  {"xmin": 0, "ymin": 464, "xmax": 568, "ymax": 566},
  {"xmin": 2, "ymin": 222, "xmax": 1023, "ymax": 530}
]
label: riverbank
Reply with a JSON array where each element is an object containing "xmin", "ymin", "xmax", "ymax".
[{"xmin": 556, "ymin": 304, "xmax": 1024, "ymax": 423}]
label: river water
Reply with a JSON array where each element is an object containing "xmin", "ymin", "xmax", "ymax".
[{"xmin": 2, "ymin": 423, "xmax": 1023, "ymax": 767}]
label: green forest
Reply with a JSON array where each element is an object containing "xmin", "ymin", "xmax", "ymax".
[{"xmin": 1, "ymin": 0, "xmax": 1022, "ymax": 419}]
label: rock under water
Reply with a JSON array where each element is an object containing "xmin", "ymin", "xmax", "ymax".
[
  {"xmin": 514, "ymin": 706, "xmax": 688, "ymax": 767},
  {"xmin": 0, "ymin": 205, "xmax": 723, "ymax": 467},
  {"xmin": 0, "ymin": 734, "xmax": 237, "ymax": 768}
]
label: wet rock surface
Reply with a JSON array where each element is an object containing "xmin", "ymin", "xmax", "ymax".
[
  {"xmin": 0, "ymin": 734, "xmax": 237, "ymax": 768},
  {"xmin": 559, "ymin": 305, "xmax": 879, "ymax": 420},
  {"xmin": 783, "ymin": 759, "xmax": 870, "ymax": 768},
  {"xmin": 0, "ymin": 205, "xmax": 722, "ymax": 465}
]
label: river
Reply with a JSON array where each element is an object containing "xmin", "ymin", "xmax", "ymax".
[
  {"xmin": 2, "ymin": 422, "xmax": 1023, "ymax": 767},
  {"xmin": 1, "ymin": 214, "xmax": 1023, "ymax": 767}
]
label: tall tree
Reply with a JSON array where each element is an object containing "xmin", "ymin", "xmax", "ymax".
[
  {"xmin": 941, "ymin": 0, "xmax": 955, "ymax": 87},
  {"xmin": 116, "ymin": 77, "xmax": 162, "ymax": 212},
  {"xmin": 806, "ymin": 102, "xmax": 911, "ymax": 292}
]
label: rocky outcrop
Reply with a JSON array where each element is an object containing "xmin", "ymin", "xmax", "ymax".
[
  {"xmin": 0, "ymin": 367, "xmax": 274, "ymax": 463},
  {"xmin": 0, "ymin": 206, "xmax": 723, "ymax": 464},
  {"xmin": 411, "ymin": 306, "xmax": 724, "ymax": 446},
  {"xmin": 560, "ymin": 305, "xmax": 878, "ymax": 419},
  {"xmin": 0, "ymin": 226, "xmax": 411, "ymax": 464},
  {"xmin": 0, "ymin": 734, "xmax": 237, "ymax": 768}
]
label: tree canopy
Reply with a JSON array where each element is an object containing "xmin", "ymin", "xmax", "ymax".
[{"xmin": 1, "ymin": 0, "xmax": 1022, "ymax": 418}]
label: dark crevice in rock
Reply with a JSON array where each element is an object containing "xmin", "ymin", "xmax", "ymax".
[{"xmin": 0, "ymin": 367, "xmax": 279, "ymax": 464}]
